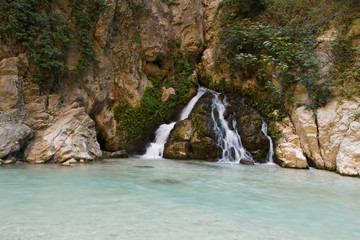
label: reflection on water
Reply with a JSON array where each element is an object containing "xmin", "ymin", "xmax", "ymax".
[{"xmin": 0, "ymin": 158, "xmax": 359, "ymax": 240}]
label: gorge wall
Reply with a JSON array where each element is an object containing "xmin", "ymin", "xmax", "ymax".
[{"xmin": 0, "ymin": 0, "xmax": 359, "ymax": 176}]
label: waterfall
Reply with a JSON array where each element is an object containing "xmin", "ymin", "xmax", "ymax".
[
  {"xmin": 261, "ymin": 120, "xmax": 274, "ymax": 163},
  {"xmin": 142, "ymin": 88, "xmax": 206, "ymax": 158},
  {"xmin": 210, "ymin": 92, "xmax": 253, "ymax": 163}
]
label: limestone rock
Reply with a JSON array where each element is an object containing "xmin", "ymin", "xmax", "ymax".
[
  {"xmin": 22, "ymin": 83, "xmax": 40, "ymax": 104},
  {"xmin": 291, "ymin": 106, "xmax": 324, "ymax": 168},
  {"xmin": 169, "ymin": 0, "xmax": 204, "ymax": 56},
  {"xmin": 0, "ymin": 57, "xmax": 19, "ymax": 111},
  {"xmin": 62, "ymin": 158, "xmax": 77, "ymax": 166},
  {"xmin": 92, "ymin": 101, "xmax": 124, "ymax": 151},
  {"xmin": 336, "ymin": 122, "xmax": 360, "ymax": 176},
  {"xmin": 0, "ymin": 122, "xmax": 33, "ymax": 159},
  {"xmin": 161, "ymin": 87, "xmax": 176, "ymax": 102},
  {"xmin": 275, "ymin": 118, "xmax": 308, "ymax": 169},
  {"xmin": 25, "ymin": 103, "xmax": 102, "ymax": 163},
  {"xmin": 317, "ymin": 99, "xmax": 360, "ymax": 171},
  {"xmin": 24, "ymin": 97, "xmax": 51, "ymax": 130},
  {"xmin": 94, "ymin": 0, "xmax": 117, "ymax": 48}
]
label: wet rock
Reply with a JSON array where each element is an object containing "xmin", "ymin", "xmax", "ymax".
[
  {"xmin": 163, "ymin": 142, "xmax": 189, "ymax": 160},
  {"xmin": 226, "ymin": 95, "xmax": 270, "ymax": 162},
  {"xmin": 172, "ymin": 120, "xmax": 195, "ymax": 141},
  {"xmin": 102, "ymin": 150, "xmax": 128, "ymax": 159},
  {"xmin": 4, "ymin": 159, "xmax": 15, "ymax": 164},
  {"xmin": 164, "ymin": 92, "xmax": 218, "ymax": 161},
  {"xmin": 25, "ymin": 103, "xmax": 102, "ymax": 163},
  {"xmin": 135, "ymin": 165, "xmax": 154, "ymax": 168},
  {"xmin": 153, "ymin": 179, "xmax": 181, "ymax": 184},
  {"xmin": 240, "ymin": 158, "xmax": 255, "ymax": 165},
  {"xmin": 189, "ymin": 132, "xmax": 217, "ymax": 160},
  {"xmin": 62, "ymin": 158, "xmax": 77, "ymax": 166}
]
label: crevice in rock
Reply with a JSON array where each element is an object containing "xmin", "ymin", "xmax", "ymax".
[
  {"xmin": 97, "ymin": 135, "xmax": 107, "ymax": 151},
  {"xmin": 304, "ymin": 152, "xmax": 318, "ymax": 169}
]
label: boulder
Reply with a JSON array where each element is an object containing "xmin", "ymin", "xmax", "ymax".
[
  {"xmin": 336, "ymin": 121, "xmax": 360, "ymax": 176},
  {"xmin": 240, "ymin": 158, "xmax": 255, "ymax": 165},
  {"xmin": 275, "ymin": 118, "xmax": 308, "ymax": 169},
  {"xmin": 102, "ymin": 150, "xmax": 128, "ymax": 158},
  {"xmin": 172, "ymin": 119, "xmax": 195, "ymax": 141},
  {"xmin": 317, "ymin": 99, "xmax": 360, "ymax": 171},
  {"xmin": 227, "ymin": 94, "xmax": 270, "ymax": 162},
  {"xmin": 0, "ymin": 122, "xmax": 33, "ymax": 159},
  {"xmin": 62, "ymin": 158, "xmax": 77, "ymax": 166},
  {"xmin": 25, "ymin": 103, "xmax": 102, "ymax": 163},
  {"xmin": 291, "ymin": 106, "xmax": 324, "ymax": 168},
  {"xmin": 163, "ymin": 142, "xmax": 189, "ymax": 160},
  {"xmin": 189, "ymin": 132, "xmax": 217, "ymax": 160},
  {"xmin": 163, "ymin": 92, "xmax": 218, "ymax": 161}
]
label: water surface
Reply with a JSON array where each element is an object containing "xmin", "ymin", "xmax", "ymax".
[{"xmin": 0, "ymin": 158, "xmax": 359, "ymax": 240}]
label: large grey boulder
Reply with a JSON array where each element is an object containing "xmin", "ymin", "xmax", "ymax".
[
  {"xmin": 0, "ymin": 122, "xmax": 33, "ymax": 159},
  {"xmin": 25, "ymin": 103, "xmax": 102, "ymax": 163}
]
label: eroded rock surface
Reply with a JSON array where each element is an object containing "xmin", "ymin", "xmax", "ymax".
[
  {"xmin": 275, "ymin": 118, "xmax": 308, "ymax": 169},
  {"xmin": 291, "ymin": 106, "xmax": 324, "ymax": 168},
  {"xmin": 25, "ymin": 103, "xmax": 101, "ymax": 163},
  {"xmin": 0, "ymin": 122, "xmax": 33, "ymax": 160}
]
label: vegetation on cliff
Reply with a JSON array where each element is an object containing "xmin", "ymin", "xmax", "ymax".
[
  {"xmin": 114, "ymin": 52, "xmax": 197, "ymax": 140},
  {"xmin": 209, "ymin": 0, "xmax": 360, "ymax": 120},
  {"xmin": 0, "ymin": 0, "xmax": 106, "ymax": 90}
]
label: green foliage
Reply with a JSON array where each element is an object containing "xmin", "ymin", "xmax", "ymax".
[
  {"xmin": 0, "ymin": 0, "xmax": 106, "ymax": 90},
  {"xmin": 268, "ymin": 122, "xmax": 281, "ymax": 140},
  {"xmin": 329, "ymin": 21, "xmax": 360, "ymax": 100},
  {"xmin": 115, "ymin": 52, "xmax": 197, "ymax": 140},
  {"xmin": 68, "ymin": 0, "xmax": 107, "ymax": 80},
  {"xmin": 216, "ymin": 0, "xmax": 336, "ymax": 120}
]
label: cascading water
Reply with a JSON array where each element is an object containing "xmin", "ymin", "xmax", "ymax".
[
  {"xmin": 143, "ymin": 88, "xmax": 206, "ymax": 158},
  {"xmin": 210, "ymin": 92, "xmax": 253, "ymax": 163},
  {"xmin": 261, "ymin": 120, "xmax": 274, "ymax": 163}
]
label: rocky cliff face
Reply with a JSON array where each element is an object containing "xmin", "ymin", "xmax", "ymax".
[{"xmin": 0, "ymin": 0, "xmax": 359, "ymax": 177}]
